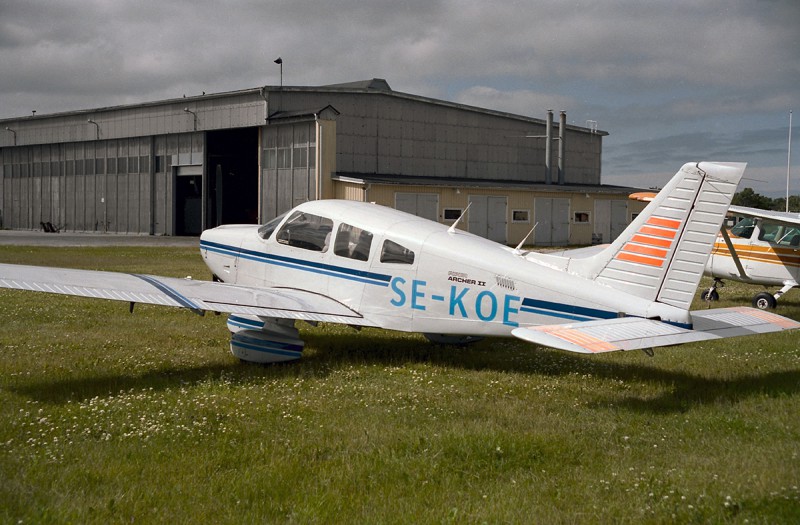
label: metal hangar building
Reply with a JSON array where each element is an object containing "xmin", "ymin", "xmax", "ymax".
[{"xmin": 0, "ymin": 78, "xmax": 644, "ymax": 245}]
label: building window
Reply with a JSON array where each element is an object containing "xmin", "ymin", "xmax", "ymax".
[
  {"xmin": 277, "ymin": 126, "xmax": 292, "ymax": 169},
  {"xmin": 443, "ymin": 208, "xmax": 462, "ymax": 221},
  {"xmin": 512, "ymin": 210, "xmax": 530, "ymax": 223},
  {"xmin": 574, "ymin": 211, "xmax": 590, "ymax": 223},
  {"xmin": 263, "ymin": 123, "xmax": 316, "ymax": 172},
  {"xmin": 293, "ymin": 147, "xmax": 307, "ymax": 168}
]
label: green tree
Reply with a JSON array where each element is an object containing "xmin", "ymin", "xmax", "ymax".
[
  {"xmin": 771, "ymin": 195, "xmax": 800, "ymax": 213},
  {"xmin": 731, "ymin": 187, "xmax": 776, "ymax": 210}
]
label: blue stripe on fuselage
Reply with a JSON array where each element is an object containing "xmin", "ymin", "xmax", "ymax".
[
  {"xmin": 520, "ymin": 297, "xmax": 617, "ymax": 322},
  {"xmin": 201, "ymin": 239, "xmax": 391, "ymax": 287}
]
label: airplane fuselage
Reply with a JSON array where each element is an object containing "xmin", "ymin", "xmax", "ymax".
[
  {"xmin": 200, "ymin": 200, "xmax": 676, "ymax": 339},
  {"xmin": 706, "ymin": 220, "xmax": 800, "ymax": 287}
]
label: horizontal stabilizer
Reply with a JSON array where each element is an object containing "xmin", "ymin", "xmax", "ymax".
[
  {"xmin": 511, "ymin": 307, "xmax": 800, "ymax": 354},
  {"xmin": 0, "ymin": 263, "xmax": 365, "ymax": 324}
]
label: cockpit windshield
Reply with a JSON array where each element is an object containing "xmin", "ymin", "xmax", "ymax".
[
  {"xmin": 258, "ymin": 212, "xmax": 288, "ymax": 240},
  {"xmin": 730, "ymin": 217, "xmax": 755, "ymax": 239},
  {"xmin": 275, "ymin": 211, "xmax": 333, "ymax": 252}
]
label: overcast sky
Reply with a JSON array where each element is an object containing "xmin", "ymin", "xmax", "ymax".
[{"xmin": 1, "ymin": 0, "xmax": 798, "ymax": 194}]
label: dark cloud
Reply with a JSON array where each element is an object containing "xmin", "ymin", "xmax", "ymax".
[{"xmin": 0, "ymin": 0, "xmax": 797, "ymax": 191}]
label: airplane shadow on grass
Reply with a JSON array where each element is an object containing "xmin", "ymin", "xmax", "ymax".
[{"xmin": 10, "ymin": 326, "xmax": 800, "ymax": 414}]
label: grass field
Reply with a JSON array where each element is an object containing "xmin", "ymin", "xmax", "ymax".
[{"xmin": 1, "ymin": 245, "xmax": 799, "ymax": 524}]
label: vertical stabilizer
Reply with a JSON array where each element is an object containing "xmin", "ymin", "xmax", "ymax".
[{"xmin": 570, "ymin": 162, "xmax": 745, "ymax": 310}]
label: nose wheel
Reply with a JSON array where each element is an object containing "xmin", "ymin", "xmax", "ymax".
[{"xmin": 701, "ymin": 278, "xmax": 723, "ymax": 302}]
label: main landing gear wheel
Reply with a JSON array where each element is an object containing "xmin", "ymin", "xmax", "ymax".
[
  {"xmin": 700, "ymin": 289, "xmax": 719, "ymax": 301},
  {"xmin": 752, "ymin": 292, "xmax": 777, "ymax": 310}
]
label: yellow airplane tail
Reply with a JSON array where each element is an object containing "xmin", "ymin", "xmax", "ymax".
[{"xmin": 571, "ymin": 162, "xmax": 746, "ymax": 311}]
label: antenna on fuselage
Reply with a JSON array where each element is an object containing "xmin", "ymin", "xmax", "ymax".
[
  {"xmin": 448, "ymin": 202, "xmax": 472, "ymax": 234},
  {"xmin": 513, "ymin": 222, "xmax": 538, "ymax": 256}
]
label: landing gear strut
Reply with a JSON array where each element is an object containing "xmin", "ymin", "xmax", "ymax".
[{"xmin": 701, "ymin": 278, "xmax": 723, "ymax": 302}]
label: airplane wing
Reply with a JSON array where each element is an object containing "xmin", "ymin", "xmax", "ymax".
[
  {"xmin": 0, "ymin": 263, "xmax": 365, "ymax": 324},
  {"xmin": 728, "ymin": 205, "xmax": 800, "ymax": 225},
  {"xmin": 511, "ymin": 307, "xmax": 800, "ymax": 354}
]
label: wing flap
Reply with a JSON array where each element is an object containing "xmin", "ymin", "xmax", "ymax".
[
  {"xmin": 0, "ymin": 263, "xmax": 365, "ymax": 324},
  {"xmin": 511, "ymin": 307, "xmax": 800, "ymax": 354}
]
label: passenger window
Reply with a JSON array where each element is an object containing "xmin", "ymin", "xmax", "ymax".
[
  {"xmin": 758, "ymin": 222, "xmax": 800, "ymax": 246},
  {"xmin": 258, "ymin": 211, "xmax": 288, "ymax": 240},
  {"xmin": 380, "ymin": 239, "xmax": 415, "ymax": 265},
  {"xmin": 730, "ymin": 217, "xmax": 755, "ymax": 239},
  {"xmin": 758, "ymin": 222, "xmax": 780, "ymax": 243},
  {"xmin": 334, "ymin": 223, "xmax": 373, "ymax": 261},
  {"xmin": 275, "ymin": 211, "xmax": 333, "ymax": 252}
]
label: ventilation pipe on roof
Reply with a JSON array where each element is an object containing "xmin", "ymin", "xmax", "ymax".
[
  {"xmin": 558, "ymin": 110, "xmax": 566, "ymax": 185},
  {"xmin": 544, "ymin": 110, "xmax": 553, "ymax": 185}
]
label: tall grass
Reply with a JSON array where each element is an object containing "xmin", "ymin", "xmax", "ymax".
[{"xmin": 1, "ymin": 246, "xmax": 799, "ymax": 523}]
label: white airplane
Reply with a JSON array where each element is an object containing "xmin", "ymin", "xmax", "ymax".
[
  {"xmin": 1, "ymin": 161, "xmax": 799, "ymax": 365},
  {"xmin": 700, "ymin": 205, "xmax": 800, "ymax": 309}
]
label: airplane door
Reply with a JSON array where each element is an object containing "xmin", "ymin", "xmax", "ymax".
[
  {"xmin": 746, "ymin": 221, "xmax": 799, "ymax": 282},
  {"xmin": 328, "ymin": 222, "xmax": 377, "ymax": 311}
]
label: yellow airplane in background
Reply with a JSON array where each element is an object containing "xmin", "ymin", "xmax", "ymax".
[
  {"xmin": 630, "ymin": 191, "xmax": 800, "ymax": 310},
  {"xmin": 702, "ymin": 205, "xmax": 800, "ymax": 309}
]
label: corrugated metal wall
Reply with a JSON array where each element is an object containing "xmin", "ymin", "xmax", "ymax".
[
  {"xmin": 0, "ymin": 132, "xmax": 203, "ymax": 234},
  {"xmin": 282, "ymin": 91, "xmax": 601, "ymax": 186}
]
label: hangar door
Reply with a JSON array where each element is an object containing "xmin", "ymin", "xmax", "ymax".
[
  {"xmin": 594, "ymin": 199, "xmax": 628, "ymax": 244},
  {"xmin": 534, "ymin": 197, "xmax": 569, "ymax": 246},
  {"xmin": 468, "ymin": 195, "xmax": 507, "ymax": 243},
  {"xmin": 395, "ymin": 193, "xmax": 438, "ymax": 221},
  {"xmin": 206, "ymin": 128, "xmax": 259, "ymax": 227}
]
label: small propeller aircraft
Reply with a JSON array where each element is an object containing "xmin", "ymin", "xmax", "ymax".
[
  {"xmin": 1, "ymin": 161, "xmax": 799, "ymax": 364},
  {"xmin": 700, "ymin": 205, "xmax": 800, "ymax": 309}
]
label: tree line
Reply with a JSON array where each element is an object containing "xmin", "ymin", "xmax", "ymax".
[{"xmin": 731, "ymin": 187, "xmax": 800, "ymax": 212}]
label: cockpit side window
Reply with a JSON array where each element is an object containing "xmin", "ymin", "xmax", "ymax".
[
  {"xmin": 380, "ymin": 239, "xmax": 415, "ymax": 265},
  {"xmin": 758, "ymin": 222, "xmax": 800, "ymax": 246},
  {"xmin": 258, "ymin": 212, "xmax": 288, "ymax": 240},
  {"xmin": 334, "ymin": 223, "xmax": 373, "ymax": 261},
  {"xmin": 730, "ymin": 217, "xmax": 755, "ymax": 239},
  {"xmin": 275, "ymin": 211, "xmax": 333, "ymax": 252}
]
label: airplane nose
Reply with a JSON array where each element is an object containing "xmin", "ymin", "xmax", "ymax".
[{"xmin": 199, "ymin": 225, "xmax": 257, "ymax": 283}]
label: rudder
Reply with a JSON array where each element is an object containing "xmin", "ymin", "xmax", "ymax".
[{"xmin": 570, "ymin": 162, "xmax": 745, "ymax": 310}]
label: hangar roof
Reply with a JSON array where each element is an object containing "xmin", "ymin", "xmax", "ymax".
[
  {"xmin": 0, "ymin": 78, "xmax": 607, "ymax": 137},
  {"xmin": 332, "ymin": 173, "xmax": 643, "ymax": 195}
]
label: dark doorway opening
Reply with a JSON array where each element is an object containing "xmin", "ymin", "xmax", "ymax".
[
  {"xmin": 206, "ymin": 127, "xmax": 259, "ymax": 227},
  {"xmin": 175, "ymin": 174, "xmax": 203, "ymax": 236}
]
